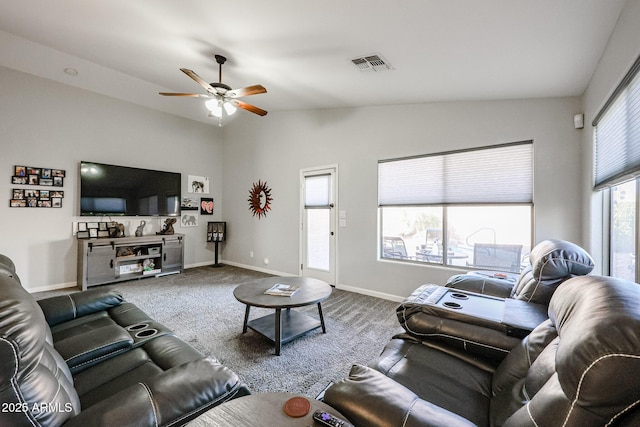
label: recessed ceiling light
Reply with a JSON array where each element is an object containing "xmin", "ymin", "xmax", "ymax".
[{"xmin": 64, "ymin": 68, "xmax": 78, "ymax": 76}]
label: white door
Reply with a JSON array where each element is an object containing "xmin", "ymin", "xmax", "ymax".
[{"xmin": 300, "ymin": 166, "xmax": 337, "ymax": 285}]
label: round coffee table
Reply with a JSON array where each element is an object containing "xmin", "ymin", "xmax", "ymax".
[
  {"xmin": 233, "ymin": 277, "xmax": 332, "ymax": 355},
  {"xmin": 186, "ymin": 392, "xmax": 351, "ymax": 426}
]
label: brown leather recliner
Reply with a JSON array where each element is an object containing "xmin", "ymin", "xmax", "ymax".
[{"xmin": 324, "ymin": 275, "xmax": 640, "ymax": 426}]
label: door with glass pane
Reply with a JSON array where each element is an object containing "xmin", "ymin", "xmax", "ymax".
[{"xmin": 300, "ymin": 167, "xmax": 336, "ymax": 285}]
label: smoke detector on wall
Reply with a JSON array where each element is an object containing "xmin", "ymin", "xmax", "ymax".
[{"xmin": 350, "ymin": 54, "xmax": 393, "ymax": 72}]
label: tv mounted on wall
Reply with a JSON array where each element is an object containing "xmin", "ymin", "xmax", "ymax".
[{"xmin": 80, "ymin": 161, "xmax": 181, "ymax": 216}]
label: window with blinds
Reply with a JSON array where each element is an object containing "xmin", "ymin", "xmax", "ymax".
[
  {"xmin": 377, "ymin": 141, "xmax": 533, "ymax": 271},
  {"xmin": 594, "ymin": 54, "xmax": 640, "ymax": 189},
  {"xmin": 378, "ymin": 141, "xmax": 533, "ymax": 206},
  {"xmin": 595, "ymin": 54, "xmax": 640, "ymax": 283}
]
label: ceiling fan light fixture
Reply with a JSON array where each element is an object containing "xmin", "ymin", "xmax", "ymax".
[
  {"xmin": 205, "ymin": 98, "xmax": 237, "ymax": 118},
  {"xmin": 205, "ymin": 98, "xmax": 222, "ymax": 117},
  {"xmin": 223, "ymin": 101, "xmax": 237, "ymax": 115}
]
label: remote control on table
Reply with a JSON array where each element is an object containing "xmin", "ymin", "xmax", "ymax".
[{"xmin": 312, "ymin": 410, "xmax": 354, "ymax": 427}]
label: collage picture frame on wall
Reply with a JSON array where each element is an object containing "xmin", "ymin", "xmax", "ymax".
[{"xmin": 9, "ymin": 165, "xmax": 65, "ymax": 208}]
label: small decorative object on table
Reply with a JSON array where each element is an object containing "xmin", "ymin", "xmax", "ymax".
[
  {"xmin": 135, "ymin": 220, "xmax": 146, "ymax": 237},
  {"xmin": 156, "ymin": 218, "xmax": 176, "ymax": 235},
  {"xmin": 109, "ymin": 223, "xmax": 126, "ymax": 238},
  {"xmin": 283, "ymin": 396, "xmax": 310, "ymax": 418},
  {"xmin": 264, "ymin": 283, "xmax": 299, "ymax": 297}
]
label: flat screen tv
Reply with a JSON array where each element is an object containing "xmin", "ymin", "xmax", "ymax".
[{"xmin": 80, "ymin": 161, "xmax": 181, "ymax": 216}]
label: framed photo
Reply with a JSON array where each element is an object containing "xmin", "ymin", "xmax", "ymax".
[
  {"xmin": 98, "ymin": 222, "xmax": 108, "ymax": 231},
  {"xmin": 78, "ymin": 222, "xmax": 88, "ymax": 232},
  {"xmin": 25, "ymin": 189, "xmax": 39, "ymax": 198},
  {"xmin": 181, "ymin": 197, "xmax": 199, "ymax": 210},
  {"xmin": 52, "ymin": 198, "xmax": 62, "ymax": 208},
  {"xmin": 12, "ymin": 189, "xmax": 24, "ymax": 200},
  {"xmin": 12, "ymin": 176, "xmax": 28, "ymax": 184},
  {"xmin": 89, "ymin": 229, "xmax": 98, "ymax": 238},
  {"xmin": 14, "ymin": 166, "xmax": 27, "ymax": 177},
  {"xmin": 40, "ymin": 178, "xmax": 53, "ymax": 186},
  {"xmin": 180, "ymin": 213, "xmax": 198, "ymax": 227},
  {"xmin": 27, "ymin": 167, "xmax": 40, "ymax": 176},
  {"xmin": 39, "ymin": 190, "xmax": 50, "ymax": 200},
  {"xmin": 10, "ymin": 199, "xmax": 26, "ymax": 207},
  {"xmin": 53, "ymin": 176, "xmax": 64, "ymax": 187},
  {"xmin": 188, "ymin": 175, "xmax": 209, "ymax": 193},
  {"xmin": 87, "ymin": 222, "xmax": 99, "ymax": 229},
  {"xmin": 77, "ymin": 231, "xmax": 90, "ymax": 239},
  {"xmin": 28, "ymin": 175, "xmax": 39, "ymax": 185},
  {"xmin": 97, "ymin": 230, "xmax": 109, "ymax": 238},
  {"xmin": 52, "ymin": 169, "xmax": 65, "ymax": 177},
  {"xmin": 200, "ymin": 197, "xmax": 214, "ymax": 215},
  {"xmin": 41, "ymin": 168, "xmax": 52, "ymax": 179}
]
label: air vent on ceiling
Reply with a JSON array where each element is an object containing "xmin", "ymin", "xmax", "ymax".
[{"xmin": 350, "ymin": 54, "xmax": 393, "ymax": 72}]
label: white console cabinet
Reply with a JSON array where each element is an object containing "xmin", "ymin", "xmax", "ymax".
[{"xmin": 77, "ymin": 234, "xmax": 184, "ymax": 290}]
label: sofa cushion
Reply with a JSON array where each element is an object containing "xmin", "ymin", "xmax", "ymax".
[{"xmin": 369, "ymin": 337, "xmax": 493, "ymax": 426}]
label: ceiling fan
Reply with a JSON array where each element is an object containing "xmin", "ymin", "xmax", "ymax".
[{"xmin": 160, "ymin": 54, "xmax": 267, "ymax": 121}]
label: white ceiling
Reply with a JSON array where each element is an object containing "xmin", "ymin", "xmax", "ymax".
[{"xmin": 0, "ymin": 0, "xmax": 628, "ymax": 125}]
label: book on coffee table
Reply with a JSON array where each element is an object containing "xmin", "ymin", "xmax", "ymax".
[{"xmin": 264, "ymin": 283, "xmax": 299, "ymax": 297}]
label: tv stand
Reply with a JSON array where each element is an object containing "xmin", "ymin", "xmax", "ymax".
[{"xmin": 77, "ymin": 234, "xmax": 184, "ymax": 290}]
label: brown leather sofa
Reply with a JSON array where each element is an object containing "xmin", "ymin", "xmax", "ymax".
[
  {"xmin": 324, "ymin": 274, "xmax": 640, "ymax": 426},
  {"xmin": 0, "ymin": 254, "xmax": 249, "ymax": 427}
]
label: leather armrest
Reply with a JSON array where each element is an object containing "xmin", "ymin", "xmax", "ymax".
[
  {"xmin": 38, "ymin": 289, "xmax": 123, "ymax": 327},
  {"xmin": 62, "ymin": 357, "xmax": 250, "ymax": 427},
  {"xmin": 397, "ymin": 286, "xmax": 520, "ymax": 361},
  {"xmin": 445, "ymin": 274, "xmax": 514, "ymax": 298},
  {"xmin": 324, "ymin": 364, "xmax": 476, "ymax": 427},
  {"xmin": 55, "ymin": 324, "xmax": 133, "ymax": 373}
]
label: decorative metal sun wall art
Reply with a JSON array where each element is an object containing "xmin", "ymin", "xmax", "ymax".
[{"xmin": 248, "ymin": 180, "xmax": 273, "ymax": 219}]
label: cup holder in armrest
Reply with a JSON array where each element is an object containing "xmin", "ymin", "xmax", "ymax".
[
  {"xmin": 126, "ymin": 323, "xmax": 149, "ymax": 331},
  {"xmin": 443, "ymin": 301, "xmax": 463, "ymax": 309},
  {"xmin": 125, "ymin": 321, "xmax": 173, "ymax": 347},
  {"xmin": 450, "ymin": 293, "xmax": 469, "ymax": 300},
  {"xmin": 134, "ymin": 328, "xmax": 158, "ymax": 339}
]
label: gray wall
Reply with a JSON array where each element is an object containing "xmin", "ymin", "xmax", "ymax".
[
  {"xmin": 0, "ymin": 66, "xmax": 224, "ymax": 291},
  {"xmin": 222, "ymin": 97, "xmax": 584, "ymax": 300}
]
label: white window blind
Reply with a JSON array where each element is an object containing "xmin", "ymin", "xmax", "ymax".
[
  {"xmin": 304, "ymin": 174, "xmax": 331, "ymax": 207},
  {"xmin": 378, "ymin": 141, "xmax": 533, "ymax": 206},
  {"xmin": 594, "ymin": 55, "xmax": 640, "ymax": 189}
]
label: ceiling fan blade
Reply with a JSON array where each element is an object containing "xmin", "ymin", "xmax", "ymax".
[
  {"xmin": 227, "ymin": 85, "xmax": 267, "ymax": 98},
  {"xmin": 159, "ymin": 92, "xmax": 212, "ymax": 98},
  {"xmin": 231, "ymin": 100, "xmax": 268, "ymax": 116},
  {"xmin": 180, "ymin": 68, "xmax": 217, "ymax": 94}
]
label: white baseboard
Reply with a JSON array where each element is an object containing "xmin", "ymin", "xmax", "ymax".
[
  {"xmin": 28, "ymin": 281, "xmax": 78, "ymax": 294},
  {"xmin": 219, "ymin": 260, "xmax": 296, "ymax": 277},
  {"xmin": 335, "ymin": 283, "xmax": 404, "ymax": 302}
]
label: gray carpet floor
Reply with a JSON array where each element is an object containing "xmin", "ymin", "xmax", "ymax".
[{"xmin": 36, "ymin": 265, "xmax": 403, "ymax": 398}]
